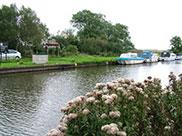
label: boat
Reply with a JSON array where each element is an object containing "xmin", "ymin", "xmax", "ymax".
[
  {"xmin": 176, "ymin": 53, "xmax": 182, "ymax": 60},
  {"xmin": 159, "ymin": 51, "xmax": 176, "ymax": 61},
  {"xmin": 151, "ymin": 53, "xmax": 159, "ymax": 62},
  {"xmin": 116, "ymin": 53, "xmax": 144, "ymax": 65},
  {"xmin": 141, "ymin": 50, "xmax": 159, "ymax": 63}
]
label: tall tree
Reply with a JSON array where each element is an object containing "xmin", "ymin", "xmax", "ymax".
[
  {"xmin": 0, "ymin": 4, "xmax": 19, "ymax": 49},
  {"xmin": 170, "ymin": 36, "xmax": 182, "ymax": 53},
  {"xmin": 70, "ymin": 10, "xmax": 106, "ymax": 39},
  {"xmin": 0, "ymin": 4, "xmax": 49, "ymax": 52},
  {"xmin": 19, "ymin": 6, "xmax": 48, "ymax": 51},
  {"xmin": 70, "ymin": 10, "xmax": 134, "ymax": 55}
]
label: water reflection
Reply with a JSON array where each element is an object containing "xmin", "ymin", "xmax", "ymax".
[{"xmin": 0, "ymin": 61, "xmax": 182, "ymax": 136}]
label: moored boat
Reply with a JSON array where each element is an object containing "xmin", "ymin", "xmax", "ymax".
[
  {"xmin": 117, "ymin": 53, "xmax": 144, "ymax": 65},
  {"xmin": 141, "ymin": 50, "xmax": 159, "ymax": 63},
  {"xmin": 176, "ymin": 53, "xmax": 182, "ymax": 60},
  {"xmin": 151, "ymin": 53, "xmax": 159, "ymax": 62},
  {"xmin": 159, "ymin": 51, "xmax": 176, "ymax": 61}
]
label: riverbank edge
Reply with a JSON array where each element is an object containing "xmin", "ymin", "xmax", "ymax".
[{"xmin": 0, "ymin": 61, "xmax": 118, "ymax": 75}]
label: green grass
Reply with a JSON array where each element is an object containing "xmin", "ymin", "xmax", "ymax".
[{"xmin": 0, "ymin": 56, "xmax": 117, "ymax": 68}]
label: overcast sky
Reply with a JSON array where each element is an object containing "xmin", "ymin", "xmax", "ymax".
[{"xmin": 1, "ymin": 0, "xmax": 182, "ymax": 50}]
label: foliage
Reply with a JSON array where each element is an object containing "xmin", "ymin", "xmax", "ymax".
[
  {"xmin": 52, "ymin": 29, "xmax": 79, "ymax": 50},
  {"xmin": 66, "ymin": 45, "xmax": 78, "ymax": 56},
  {"xmin": 170, "ymin": 36, "xmax": 182, "ymax": 53},
  {"xmin": 0, "ymin": 5, "xmax": 135, "ymax": 57},
  {"xmin": 19, "ymin": 6, "xmax": 49, "ymax": 50},
  {"xmin": 0, "ymin": 4, "xmax": 49, "ymax": 53},
  {"xmin": 47, "ymin": 73, "xmax": 182, "ymax": 136},
  {"xmin": 70, "ymin": 10, "xmax": 135, "ymax": 55},
  {"xmin": 70, "ymin": 10, "xmax": 106, "ymax": 39},
  {"xmin": 0, "ymin": 4, "xmax": 19, "ymax": 49},
  {"xmin": 80, "ymin": 37, "xmax": 108, "ymax": 55}
]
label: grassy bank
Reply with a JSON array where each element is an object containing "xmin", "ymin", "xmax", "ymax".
[{"xmin": 0, "ymin": 56, "xmax": 117, "ymax": 68}]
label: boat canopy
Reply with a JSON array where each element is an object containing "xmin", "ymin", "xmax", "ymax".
[
  {"xmin": 161, "ymin": 51, "xmax": 170, "ymax": 57},
  {"xmin": 141, "ymin": 50, "xmax": 153, "ymax": 59},
  {"xmin": 176, "ymin": 53, "xmax": 182, "ymax": 56}
]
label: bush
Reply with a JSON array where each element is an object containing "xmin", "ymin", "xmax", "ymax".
[
  {"xmin": 66, "ymin": 45, "xmax": 78, "ymax": 56},
  {"xmin": 48, "ymin": 48, "xmax": 56, "ymax": 55},
  {"xmin": 46, "ymin": 73, "xmax": 182, "ymax": 136}
]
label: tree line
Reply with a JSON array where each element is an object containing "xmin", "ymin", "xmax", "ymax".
[
  {"xmin": 0, "ymin": 4, "xmax": 135, "ymax": 57},
  {"xmin": 53, "ymin": 10, "xmax": 135, "ymax": 56}
]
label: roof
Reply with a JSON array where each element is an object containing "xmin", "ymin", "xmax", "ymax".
[{"xmin": 46, "ymin": 40, "xmax": 60, "ymax": 47}]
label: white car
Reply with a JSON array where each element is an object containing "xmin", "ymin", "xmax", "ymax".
[{"xmin": 0, "ymin": 49, "xmax": 21, "ymax": 60}]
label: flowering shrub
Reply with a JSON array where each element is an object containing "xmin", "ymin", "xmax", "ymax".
[{"xmin": 46, "ymin": 72, "xmax": 182, "ymax": 136}]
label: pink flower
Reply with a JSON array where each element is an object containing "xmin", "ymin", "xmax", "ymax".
[
  {"xmin": 111, "ymin": 94, "xmax": 118, "ymax": 100},
  {"xmin": 109, "ymin": 111, "xmax": 121, "ymax": 118},
  {"xmin": 95, "ymin": 83, "xmax": 106, "ymax": 89},
  {"xmin": 61, "ymin": 107, "xmax": 69, "ymax": 112},
  {"xmin": 46, "ymin": 129, "xmax": 59, "ymax": 136},
  {"xmin": 86, "ymin": 97, "xmax": 95, "ymax": 103},
  {"xmin": 83, "ymin": 109, "xmax": 90, "ymax": 115},
  {"xmin": 118, "ymin": 122, "xmax": 123, "ymax": 127},
  {"xmin": 86, "ymin": 92, "xmax": 93, "ymax": 97},
  {"xmin": 101, "ymin": 123, "xmax": 119, "ymax": 135},
  {"xmin": 128, "ymin": 96, "xmax": 134, "ymax": 100},
  {"xmin": 57, "ymin": 124, "xmax": 67, "ymax": 132},
  {"xmin": 101, "ymin": 113, "xmax": 107, "ymax": 119},
  {"xmin": 67, "ymin": 113, "xmax": 77, "ymax": 120},
  {"xmin": 105, "ymin": 99, "xmax": 113, "ymax": 104},
  {"xmin": 117, "ymin": 131, "xmax": 127, "ymax": 136}
]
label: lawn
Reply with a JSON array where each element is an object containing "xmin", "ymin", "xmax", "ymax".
[{"xmin": 0, "ymin": 56, "xmax": 117, "ymax": 68}]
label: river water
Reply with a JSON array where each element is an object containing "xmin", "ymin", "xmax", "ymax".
[{"xmin": 0, "ymin": 61, "xmax": 182, "ymax": 136}]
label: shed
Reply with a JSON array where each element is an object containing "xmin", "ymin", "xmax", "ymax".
[{"xmin": 45, "ymin": 40, "xmax": 60, "ymax": 56}]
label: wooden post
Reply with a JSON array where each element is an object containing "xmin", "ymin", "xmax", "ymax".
[
  {"xmin": 46, "ymin": 46, "xmax": 48, "ymax": 54},
  {"xmin": 57, "ymin": 46, "xmax": 60, "ymax": 57}
]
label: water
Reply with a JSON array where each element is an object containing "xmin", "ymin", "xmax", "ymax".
[{"xmin": 0, "ymin": 61, "xmax": 182, "ymax": 136}]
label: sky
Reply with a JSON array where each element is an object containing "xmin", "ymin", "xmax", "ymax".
[{"xmin": 1, "ymin": 0, "xmax": 182, "ymax": 50}]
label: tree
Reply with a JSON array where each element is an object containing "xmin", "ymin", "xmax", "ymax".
[
  {"xmin": 52, "ymin": 29, "xmax": 79, "ymax": 50},
  {"xmin": 0, "ymin": 4, "xmax": 19, "ymax": 49},
  {"xmin": 70, "ymin": 10, "xmax": 106, "ymax": 39},
  {"xmin": 70, "ymin": 10, "xmax": 135, "ymax": 55},
  {"xmin": 170, "ymin": 36, "xmax": 182, "ymax": 53},
  {"xmin": 0, "ymin": 4, "xmax": 49, "ymax": 54},
  {"xmin": 19, "ymin": 6, "xmax": 48, "ymax": 53}
]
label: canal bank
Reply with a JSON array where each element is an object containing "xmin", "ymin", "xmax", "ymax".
[{"xmin": 0, "ymin": 61, "xmax": 118, "ymax": 75}]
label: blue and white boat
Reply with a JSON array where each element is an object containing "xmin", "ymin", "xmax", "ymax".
[
  {"xmin": 117, "ymin": 53, "xmax": 144, "ymax": 65},
  {"xmin": 141, "ymin": 50, "xmax": 159, "ymax": 63},
  {"xmin": 159, "ymin": 51, "xmax": 176, "ymax": 61}
]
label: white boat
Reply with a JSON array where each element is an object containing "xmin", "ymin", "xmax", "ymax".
[
  {"xmin": 151, "ymin": 53, "xmax": 159, "ymax": 62},
  {"xmin": 170, "ymin": 53, "xmax": 177, "ymax": 60},
  {"xmin": 117, "ymin": 53, "xmax": 144, "ymax": 65},
  {"xmin": 159, "ymin": 52, "xmax": 176, "ymax": 61}
]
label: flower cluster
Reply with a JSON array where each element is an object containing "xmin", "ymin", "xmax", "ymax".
[
  {"xmin": 46, "ymin": 129, "xmax": 59, "ymax": 136},
  {"xmin": 46, "ymin": 73, "xmax": 182, "ymax": 136},
  {"xmin": 101, "ymin": 123, "xmax": 126, "ymax": 136},
  {"xmin": 109, "ymin": 111, "xmax": 121, "ymax": 118}
]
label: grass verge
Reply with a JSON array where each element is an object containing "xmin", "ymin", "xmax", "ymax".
[{"xmin": 0, "ymin": 56, "xmax": 117, "ymax": 68}]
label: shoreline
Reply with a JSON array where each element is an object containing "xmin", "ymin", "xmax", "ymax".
[{"xmin": 0, "ymin": 61, "xmax": 118, "ymax": 75}]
